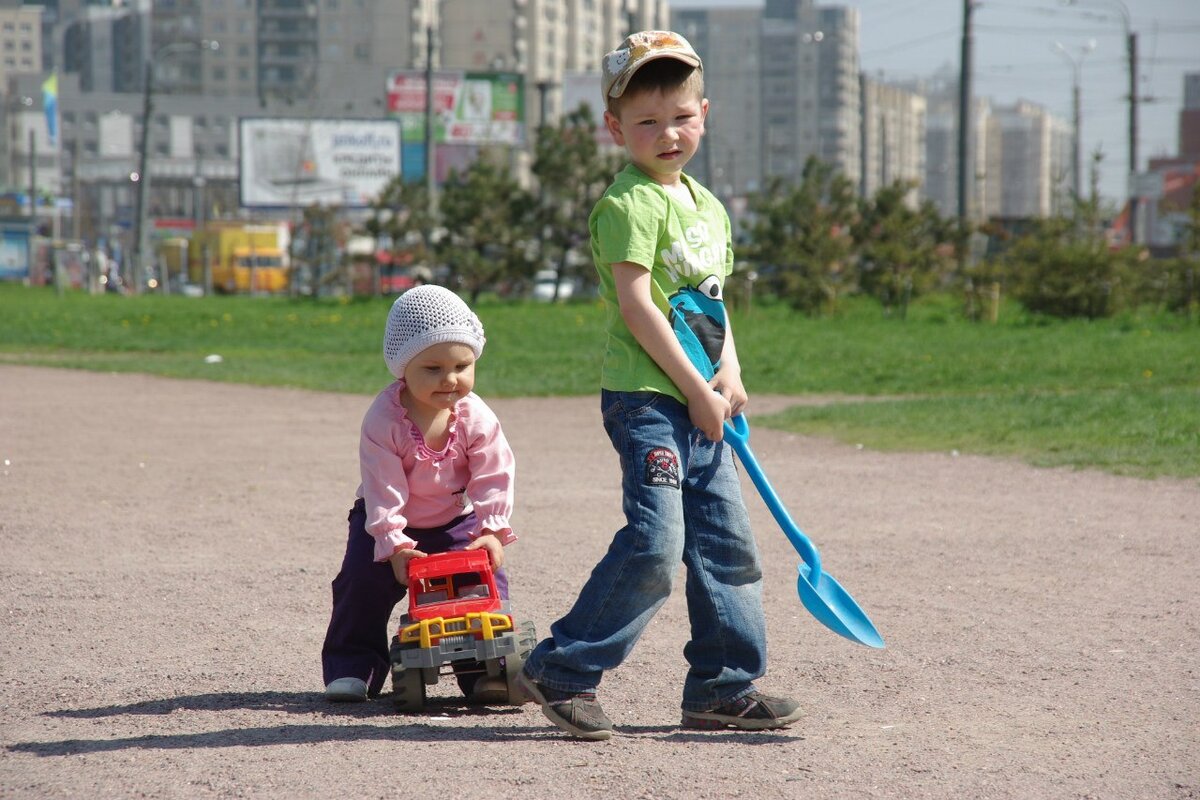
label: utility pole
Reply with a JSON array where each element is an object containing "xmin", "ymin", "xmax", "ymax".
[
  {"xmin": 1064, "ymin": 1, "xmax": 1138, "ymax": 240},
  {"xmin": 956, "ymin": 0, "xmax": 974, "ymax": 224},
  {"xmin": 131, "ymin": 60, "xmax": 152, "ymax": 295},
  {"xmin": 424, "ymin": 23, "xmax": 437, "ymax": 220},
  {"xmin": 1126, "ymin": 28, "xmax": 1140, "ymax": 243},
  {"xmin": 1055, "ymin": 41, "xmax": 1094, "ymax": 203}
]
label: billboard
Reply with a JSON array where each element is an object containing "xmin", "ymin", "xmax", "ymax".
[
  {"xmin": 238, "ymin": 118, "xmax": 402, "ymax": 208},
  {"xmin": 386, "ymin": 71, "xmax": 525, "ymax": 146}
]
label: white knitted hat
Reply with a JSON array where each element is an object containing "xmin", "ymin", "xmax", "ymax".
[{"xmin": 383, "ymin": 285, "xmax": 486, "ymax": 379}]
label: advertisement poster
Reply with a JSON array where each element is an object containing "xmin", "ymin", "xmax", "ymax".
[
  {"xmin": 238, "ymin": 118, "xmax": 402, "ymax": 208},
  {"xmin": 0, "ymin": 224, "xmax": 31, "ymax": 281},
  {"xmin": 386, "ymin": 71, "xmax": 525, "ymax": 146}
]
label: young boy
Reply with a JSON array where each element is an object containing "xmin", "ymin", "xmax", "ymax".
[{"xmin": 517, "ymin": 30, "xmax": 801, "ymax": 740}]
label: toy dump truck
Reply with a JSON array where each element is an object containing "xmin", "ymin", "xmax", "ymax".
[{"xmin": 388, "ymin": 549, "xmax": 535, "ymax": 711}]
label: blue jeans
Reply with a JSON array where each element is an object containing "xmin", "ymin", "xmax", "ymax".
[{"xmin": 523, "ymin": 390, "xmax": 767, "ymax": 712}]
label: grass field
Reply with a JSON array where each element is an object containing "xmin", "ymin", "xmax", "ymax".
[{"xmin": 1, "ymin": 284, "xmax": 1196, "ymax": 479}]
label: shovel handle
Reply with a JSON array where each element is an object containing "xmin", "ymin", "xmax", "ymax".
[{"xmin": 723, "ymin": 415, "xmax": 824, "ymax": 580}]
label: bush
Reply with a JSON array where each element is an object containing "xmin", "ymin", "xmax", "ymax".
[
  {"xmin": 999, "ymin": 219, "xmax": 1136, "ymax": 319},
  {"xmin": 1133, "ymin": 257, "xmax": 1200, "ymax": 316}
]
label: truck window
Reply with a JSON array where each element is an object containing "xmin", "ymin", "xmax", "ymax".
[{"xmin": 452, "ymin": 572, "xmax": 490, "ymax": 599}]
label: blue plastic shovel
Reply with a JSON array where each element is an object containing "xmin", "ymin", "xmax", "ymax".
[{"xmin": 724, "ymin": 415, "xmax": 884, "ymax": 649}]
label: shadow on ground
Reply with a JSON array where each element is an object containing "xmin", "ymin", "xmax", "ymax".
[{"xmin": 10, "ymin": 691, "xmax": 795, "ymax": 754}]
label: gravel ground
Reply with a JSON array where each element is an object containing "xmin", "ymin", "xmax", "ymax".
[{"xmin": 1, "ymin": 364, "xmax": 1197, "ymax": 799}]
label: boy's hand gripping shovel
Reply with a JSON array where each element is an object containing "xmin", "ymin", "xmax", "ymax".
[{"xmin": 724, "ymin": 415, "xmax": 884, "ymax": 649}]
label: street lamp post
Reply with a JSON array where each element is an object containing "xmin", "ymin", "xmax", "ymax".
[
  {"xmin": 1062, "ymin": 0, "xmax": 1138, "ymax": 240},
  {"xmin": 1054, "ymin": 40, "xmax": 1096, "ymax": 202},
  {"xmin": 132, "ymin": 39, "xmax": 218, "ymax": 295}
]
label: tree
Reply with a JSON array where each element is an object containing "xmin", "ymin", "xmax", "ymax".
[
  {"xmin": 365, "ymin": 177, "xmax": 435, "ymax": 280},
  {"xmin": 436, "ymin": 150, "xmax": 535, "ymax": 304},
  {"xmin": 741, "ymin": 157, "xmax": 857, "ymax": 314},
  {"xmin": 531, "ymin": 104, "xmax": 623, "ymax": 299},
  {"xmin": 852, "ymin": 181, "xmax": 956, "ymax": 318}
]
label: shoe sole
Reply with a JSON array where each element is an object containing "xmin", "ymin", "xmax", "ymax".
[
  {"xmin": 325, "ymin": 690, "xmax": 367, "ymax": 703},
  {"xmin": 515, "ymin": 671, "xmax": 613, "ymax": 741},
  {"xmin": 681, "ymin": 706, "xmax": 803, "ymax": 731}
]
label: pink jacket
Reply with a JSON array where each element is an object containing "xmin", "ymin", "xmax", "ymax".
[{"xmin": 356, "ymin": 381, "xmax": 516, "ymax": 562}]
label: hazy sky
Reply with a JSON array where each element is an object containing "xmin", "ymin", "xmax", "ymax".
[{"xmin": 671, "ymin": 0, "xmax": 1200, "ymax": 203}]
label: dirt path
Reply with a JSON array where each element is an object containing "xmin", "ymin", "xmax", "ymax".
[{"xmin": 1, "ymin": 365, "xmax": 1196, "ymax": 799}]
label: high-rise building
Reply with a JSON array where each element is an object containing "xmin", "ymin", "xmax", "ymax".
[
  {"xmin": 908, "ymin": 70, "xmax": 990, "ymax": 220},
  {"xmin": 982, "ymin": 100, "xmax": 1072, "ymax": 218},
  {"xmin": 1180, "ymin": 72, "xmax": 1200, "ymax": 160},
  {"xmin": 860, "ymin": 74, "xmax": 925, "ymax": 205},
  {"xmin": 761, "ymin": 0, "xmax": 860, "ymax": 188},
  {"xmin": 674, "ymin": 5, "xmax": 762, "ymax": 200},
  {"xmin": 0, "ymin": 5, "xmax": 44, "ymax": 89}
]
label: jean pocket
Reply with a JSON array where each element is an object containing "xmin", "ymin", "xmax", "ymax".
[{"xmin": 603, "ymin": 390, "xmax": 662, "ymax": 424}]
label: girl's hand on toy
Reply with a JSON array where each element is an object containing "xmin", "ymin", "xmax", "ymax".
[
  {"xmin": 388, "ymin": 547, "xmax": 427, "ymax": 585},
  {"xmin": 466, "ymin": 533, "xmax": 505, "ymax": 571}
]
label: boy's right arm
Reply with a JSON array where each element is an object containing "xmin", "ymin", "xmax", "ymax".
[{"xmin": 612, "ymin": 261, "xmax": 730, "ymax": 441}]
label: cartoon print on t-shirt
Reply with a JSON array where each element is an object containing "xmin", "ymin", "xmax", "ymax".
[{"xmin": 668, "ymin": 274, "xmax": 725, "ymax": 380}]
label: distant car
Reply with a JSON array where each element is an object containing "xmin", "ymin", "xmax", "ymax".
[
  {"xmin": 531, "ymin": 269, "xmax": 574, "ymax": 302},
  {"xmin": 388, "ymin": 549, "xmax": 535, "ymax": 711}
]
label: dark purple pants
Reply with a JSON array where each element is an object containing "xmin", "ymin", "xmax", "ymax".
[{"xmin": 320, "ymin": 499, "xmax": 509, "ymax": 696}]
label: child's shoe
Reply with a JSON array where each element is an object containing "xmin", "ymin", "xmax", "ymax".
[
  {"xmin": 516, "ymin": 671, "xmax": 613, "ymax": 740},
  {"xmin": 680, "ymin": 691, "xmax": 801, "ymax": 730},
  {"xmin": 324, "ymin": 677, "xmax": 368, "ymax": 702}
]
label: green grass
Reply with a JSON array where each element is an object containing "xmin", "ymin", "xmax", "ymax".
[
  {"xmin": 1, "ymin": 284, "xmax": 1196, "ymax": 479},
  {"xmin": 761, "ymin": 387, "xmax": 1199, "ymax": 479}
]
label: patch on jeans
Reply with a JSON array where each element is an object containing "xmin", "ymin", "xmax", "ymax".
[{"xmin": 644, "ymin": 447, "xmax": 680, "ymax": 489}]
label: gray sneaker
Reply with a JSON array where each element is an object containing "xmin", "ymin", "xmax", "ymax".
[
  {"xmin": 516, "ymin": 671, "xmax": 613, "ymax": 741},
  {"xmin": 324, "ymin": 677, "xmax": 368, "ymax": 702},
  {"xmin": 681, "ymin": 691, "xmax": 801, "ymax": 730}
]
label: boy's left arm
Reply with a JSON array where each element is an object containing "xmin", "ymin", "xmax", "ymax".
[{"xmin": 710, "ymin": 310, "xmax": 748, "ymax": 418}]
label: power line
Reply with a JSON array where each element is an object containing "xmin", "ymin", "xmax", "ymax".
[{"xmin": 861, "ymin": 26, "xmax": 961, "ymax": 58}]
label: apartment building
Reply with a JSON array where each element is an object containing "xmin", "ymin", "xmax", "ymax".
[
  {"xmin": 982, "ymin": 100, "xmax": 1072, "ymax": 219},
  {"xmin": 760, "ymin": 0, "xmax": 860, "ymax": 188},
  {"xmin": 860, "ymin": 73, "xmax": 925, "ymax": 205},
  {"xmin": 0, "ymin": 4, "xmax": 43, "ymax": 89},
  {"xmin": 673, "ymin": 5, "xmax": 762, "ymax": 200}
]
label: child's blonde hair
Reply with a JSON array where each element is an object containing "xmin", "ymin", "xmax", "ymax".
[{"xmin": 606, "ymin": 58, "xmax": 705, "ymax": 118}]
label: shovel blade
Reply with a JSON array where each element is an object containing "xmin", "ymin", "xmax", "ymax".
[{"xmin": 798, "ymin": 563, "xmax": 885, "ymax": 649}]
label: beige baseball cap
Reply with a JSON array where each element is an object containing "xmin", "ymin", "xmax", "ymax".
[{"xmin": 601, "ymin": 30, "xmax": 703, "ymax": 101}]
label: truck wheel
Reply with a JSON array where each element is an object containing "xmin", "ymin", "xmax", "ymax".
[
  {"xmin": 391, "ymin": 666, "xmax": 425, "ymax": 712},
  {"xmin": 503, "ymin": 620, "xmax": 537, "ymax": 704}
]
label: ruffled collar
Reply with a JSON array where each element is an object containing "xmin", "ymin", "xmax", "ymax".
[{"xmin": 391, "ymin": 380, "xmax": 463, "ymax": 463}]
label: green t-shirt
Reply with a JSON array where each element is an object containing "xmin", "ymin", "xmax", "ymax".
[{"xmin": 589, "ymin": 164, "xmax": 735, "ymax": 404}]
